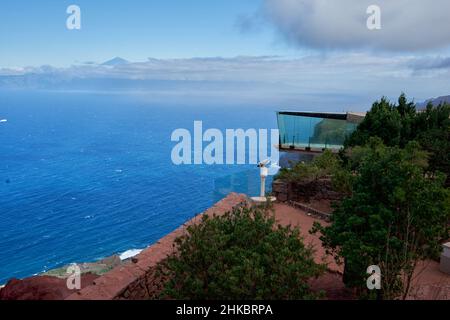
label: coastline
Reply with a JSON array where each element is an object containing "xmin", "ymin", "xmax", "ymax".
[
  {"xmin": 0, "ymin": 249, "xmax": 145, "ymax": 287},
  {"xmin": 0, "ymin": 193, "xmax": 249, "ymax": 300},
  {"xmin": 2, "ymin": 193, "xmax": 449, "ymax": 300},
  {"xmin": 0, "ymin": 247, "xmax": 159, "ymax": 300}
]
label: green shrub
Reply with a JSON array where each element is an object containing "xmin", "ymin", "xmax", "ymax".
[
  {"xmin": 277, "ymin": 150, "xmax": 341, "ymax": 183},
  {"xmin": 314, "ymin": 139, "xmax": 450, "ymax": 299},
  {"xmin": 345, "ymin": 94, "xmax": 450, "ymax": 184},
  {"xmin": 158, "ymin": 205, "xmax": 325, "ymax": 300}
]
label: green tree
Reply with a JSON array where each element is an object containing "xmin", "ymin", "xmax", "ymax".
[
  {"xmin": 414, "ymin": 103, "xmax": 450, "ymax": 184},
  {"xmin": 314, "ymin": 139, "xmax": 450, "ymax": 299},
  {"xmin": 345, "ymin": 96, "xmax": 402, "ymax": 147},
  {"xmin": 345, "ymin": 94, "xmax": 450, "ymax": 184},
  {"xmin": 158, "ymin": 204, "xmax": 325, "ymax": 300},
  {"xmin": 396, "ymin": 93, "xmax": 417, "ymax": 147}
]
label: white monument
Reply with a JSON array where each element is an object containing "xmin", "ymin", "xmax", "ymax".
[{"xmin": 251, "ymin": 159, "xmax": 277, "ymax": 203}]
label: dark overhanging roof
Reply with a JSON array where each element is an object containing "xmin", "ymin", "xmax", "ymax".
[{"xmin": 276, "ymin": 111, "xmax": 348, "ymax": 120}]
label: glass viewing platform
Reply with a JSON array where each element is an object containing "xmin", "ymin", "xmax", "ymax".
[{"xmin": 276, "ymin": 111, "xmax": 365, "ymax": 152}]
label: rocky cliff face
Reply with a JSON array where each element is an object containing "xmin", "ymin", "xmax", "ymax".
[
  {"xmin": 0, "ymin": 255, "xmax": 122, "ymax": 300},
  {"xmin": 0, "ymin": 273, "xmax": 99, "ymax": 300}
]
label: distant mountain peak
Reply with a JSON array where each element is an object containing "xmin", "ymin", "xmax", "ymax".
[
  {"xmin": 417, "ymin": 95, "xmax": 450, "ymax": 109},
  {"xmin": 101, "ymin": 57, "xmax": 129, "ymax": 66}
]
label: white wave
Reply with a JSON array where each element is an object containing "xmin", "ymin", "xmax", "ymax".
[
  {"xmin": 0, "ymin": 119, "xmax": 7, "ymax": 123},
  {"xmin": 119, "ymin": 248, "xmax": 143, "ymax": 261}
]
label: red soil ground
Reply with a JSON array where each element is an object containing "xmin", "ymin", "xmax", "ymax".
[{"xmin": 273, "ymin": 202, "xmax": 450, "ymax": 300}]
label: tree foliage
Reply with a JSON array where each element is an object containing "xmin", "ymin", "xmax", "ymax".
[
  {"xmin": 275, "ymin": 94, "xmax": 449, "ymax": 299},
  {"xmin": 345, "ymin": 96, "xmax": 403, "ymax": 147},
  {"xmin": 158, "ymin": 204, "xmax": 325, "ymax": 300},
  {"xmin": 414, "ymin": 103, "xmax": 450, "ymax": 182},
  {"xmin": 276, "ymin": 149, "xmax": 342, "ymax": 183},
  {"xmin": 345, "ymin": 94, "xmax": 450, "ymax": 184},
  {"xmin": 314, "ymin": 138, "xmax": 450, "ymax": 299},
  {"xmin": 277, "ymin": 150, "xmax": 353, "ymax": 195}
]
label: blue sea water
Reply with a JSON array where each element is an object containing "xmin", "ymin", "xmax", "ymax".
[{"xmin": 0, "ymin": 91, "xmax": 278, "ymax": 283}]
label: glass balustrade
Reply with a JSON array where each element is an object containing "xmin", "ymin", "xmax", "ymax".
[{"xmin": 276, "ymin": 111, "xmax": 361, "ymax": 151}]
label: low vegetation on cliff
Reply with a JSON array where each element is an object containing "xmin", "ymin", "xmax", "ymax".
[{"xmin": 157, "ymin": 204, "xmax": 325, "ymax": 300}]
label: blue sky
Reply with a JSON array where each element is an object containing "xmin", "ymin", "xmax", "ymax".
[
  {"xmin": 2, "ymin": 0, "xmax": 450, "ymax": 67},
  {"xmin": 0, "ymin": 0, "xmax": 294, "ymax": 67}
]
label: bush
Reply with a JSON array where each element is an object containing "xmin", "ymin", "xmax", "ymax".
[
  {"xmin": 314, "ymin": 139, "xmax": 450, "ymax": 299},
  {"xmin": 345, "ymin": 94, "xmax": 450, "ymax": 184},
  {"xmin": 415, "ymin": 103, "xmax": 450, "ymax": 184},
  {"xmin": 158, "ymin": 204, "xmax": 325, "ymax": 300},
  {"xmin": 344, "ymin": 95, "xmax": 411, "ymax": 148},
  {"xmin": 276, "ymin": 150, "xmax": 341, "ymax": 183},
  {"xmin": 276, "ymin": 150, "xmax": 352, "ymax": 195}
]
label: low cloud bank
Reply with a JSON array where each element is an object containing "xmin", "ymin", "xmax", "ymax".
[{"xmin": 0, "ymin": 55, "xmax": 448, "ymax": 109}]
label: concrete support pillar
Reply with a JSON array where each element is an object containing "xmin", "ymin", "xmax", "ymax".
[
  {"xmin": 260, "ymin": 176, "xmax": 266, "ymax": 197},
  {"xmin": 440, "ymin": 242, "xmax": 450, "ymax": 275}
]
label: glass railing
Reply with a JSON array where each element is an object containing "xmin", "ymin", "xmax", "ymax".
[{"xmin": 276, "ymin": 112, "xmax": 358, "ymax": 150}]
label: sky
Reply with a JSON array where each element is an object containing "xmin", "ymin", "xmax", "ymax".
[
  {"xmin": 1, "ymin": 0, "xmax": 450, "ymax": 109},
  {"xmin": 0, "ymin": 0, "xmax": 284, "ymax": 67}
]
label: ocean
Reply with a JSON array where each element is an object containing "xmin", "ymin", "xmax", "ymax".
[{"xmin": 0, "ymin": 90, "xmax": 278, "ymax": 283}]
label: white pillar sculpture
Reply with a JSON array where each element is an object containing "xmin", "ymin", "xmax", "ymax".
[{"xmin": 251, "ymin": 159, "xmax": 276, "ymax": 203}]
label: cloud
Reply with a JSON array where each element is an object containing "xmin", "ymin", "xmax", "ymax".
[
  {"xmin": 0, "ymin": 55, "xmax": 409, "ymax": 84},
  {"xmin": 264, "ymin": 0, "xmax": 450, "ymax": 52},
  {"xmin": 0, "ymin": 55, "xmax": 448, "ymax": 109},
  {"xmin": 409, "ymin": 56, "xmax": 450, "ymax": 70}
]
